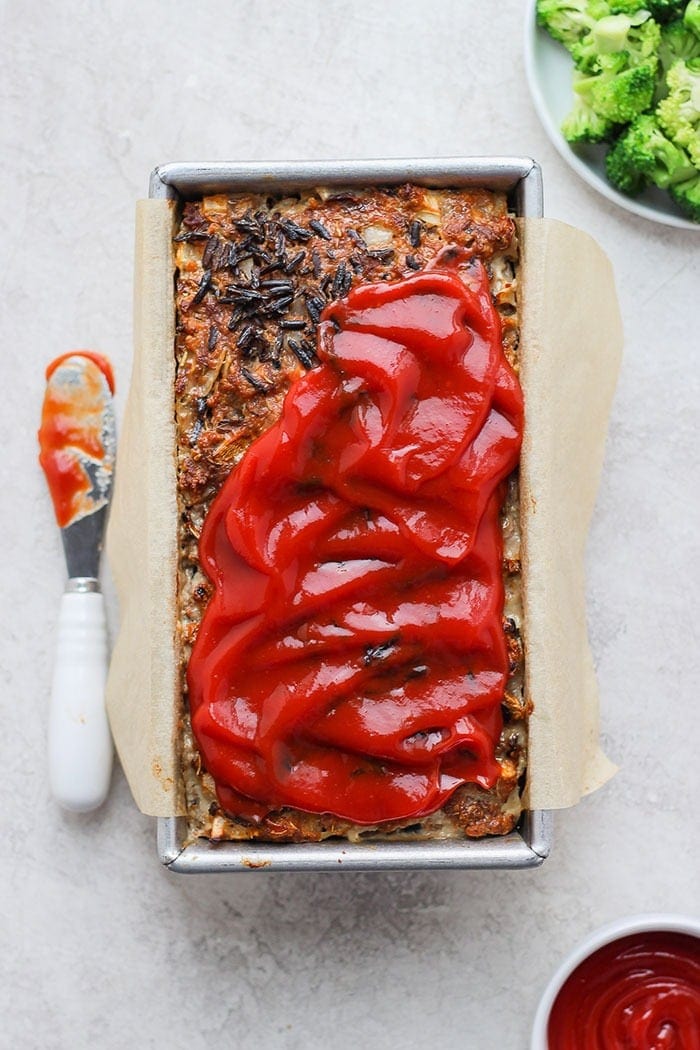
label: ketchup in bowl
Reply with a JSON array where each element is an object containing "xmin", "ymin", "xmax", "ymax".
[
  {"xmin": 548, "ymin": 931, "xmax": 700, "ymax": 1049},
  {"xmin": 532, "ymin": 918, "xmax": 700, "ymax": 1050}
]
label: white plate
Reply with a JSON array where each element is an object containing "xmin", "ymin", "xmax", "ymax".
[{"xmin": 524, "ymin": 0, "xmax": 699, "ymax": 230}]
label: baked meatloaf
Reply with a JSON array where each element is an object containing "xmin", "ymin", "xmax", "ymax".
[{"xmin": 173, "ymin": 183, "xmax": 530, "ymax": 843}]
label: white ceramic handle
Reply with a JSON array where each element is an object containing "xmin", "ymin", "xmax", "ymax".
[{"xmin": 48, "ymin": 590, "xmax": 113, "ymax": 812}]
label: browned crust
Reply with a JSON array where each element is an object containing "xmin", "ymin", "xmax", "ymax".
[{"xmin": 173, "ymin": 184, "xmax": 527, "ymax": 844}]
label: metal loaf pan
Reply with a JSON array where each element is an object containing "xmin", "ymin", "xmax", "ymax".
[{"xmin": 150, "ymin": 157, "xmax": 552, "ymax": 873}]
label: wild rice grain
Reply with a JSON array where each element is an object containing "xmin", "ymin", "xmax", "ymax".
[{"xmin": 309, "ymin": 219, "xmax": 332, "ymax": 240}]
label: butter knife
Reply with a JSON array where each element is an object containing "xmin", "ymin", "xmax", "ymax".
[{"xmin": 38, "ymin": 352, "xmax": 116, "ymax": 812}]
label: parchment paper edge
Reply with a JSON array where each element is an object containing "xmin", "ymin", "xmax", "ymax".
[{"xmin": 105, "ymin": 199, "xmax": 184, "ymax": 818}]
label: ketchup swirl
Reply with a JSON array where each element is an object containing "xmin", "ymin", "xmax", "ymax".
[
  {"xmin": 187, "ymin": 259, "xmax": 523, "ymax": 824},
  {"xmin": 548, "ymin": 932, "xmax": 700, "ymax": 1049}
]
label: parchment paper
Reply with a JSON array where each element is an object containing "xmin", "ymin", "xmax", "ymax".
[
  {"xmin": 518, "ymin": 218, "xmax": 621, "ymax": 808},
  {"xmin": 106, "ymin": 199, "xmax": 184, "ymax": 817},
  {"xmin": 106, "ymin": 202, "xmax": 622, "ymax": 818}
]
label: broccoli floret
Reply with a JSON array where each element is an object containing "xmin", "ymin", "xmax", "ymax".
[
  {"xmin": 561, "ymin": 93, "xmax": 618, "ymax": 140},
  {"xmin": 655, "ymin": 19, "xmax": 700, "ymax": 103},
  {"xmin": 573, "ymin": 56, "xmax": 658, "ymax": 120},
  {"xmin": 605, "ymin": 130, "xmax": 651, "ymax": 191},
  {"xmin": 684, "ymin": 0, "xmax": 700, "ymax": 38},
  {"xmin": 536, "ymin": 0, "xmax": 611, "ymax": 47},
  {"xmin": 570, "ymin": 11, "xmax": 661, "ymax": 71},
  {"xmin": 596, "ymin": 61, "xmax": 659, "ymax": 117},
  {"xmin": 607, "ymin": 113, "xmax": 697, "ymax": 192},
  {"xmin": 611, "ymin": 0, "xmax": 685, "ymax": 22},
  {"xmin": 645, "ymin": 0, "xmax": 686, "ymax": 22},
  {"xmin": 658, "ymin": 18, "xmax": 700, "ymax": 73},
  {"xmin": 562, "ymin": 65, "xmax": 625, "ymax": 140},
  {"xmin": 668, "ymin": 170, "xmax": 700, "ymax": 217},
  {"xmin": 657, "ymin": 57, "xmax": 700, "ymax": 163}
]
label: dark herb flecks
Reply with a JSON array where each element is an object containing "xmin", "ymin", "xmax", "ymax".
[
  {"xmin": 280, "ymin": 219, "xmax": 312, "ymax": 243},
  {"xmin": 319, "ymin": 273, "xmax": 333, "ymax": 296},
  {"xmin": 285, "ymin": 250, "xmax": 306, "ymax": 273},
  {"xmin": 191, "ymin": 270, "xmax": 213, "ymax": 306},
  {"xmin": 220, "ymin": 284, "xmax": 265, "ymax": 305},
  {"xmin": 332, "ymin": 262, "xmax": 351, "ymax": 299},
  {"xmin": 234, "ymin": 212, "xmax": 265, "ymax": 241},
  {"xmin": 309, "ymin": 218, "xmax": 331, "ymax": 240},
  {"xmin": 240, "ymin": 367, "xmax": 270, "ymax": 393},
  {"xmin": 288, "ymin": 339, "xmax": 315, "ymax": 370},
  {"xmin": 202, "ymin": 235, "xmax": 220, "ymax": 270},
  {"xmin": 272, "ymin": 331, "xmax": 285, "ymax": 364},
  {"xmin": 260, "ymin": 279, "xmax": 294, "ymax": 293},
  {"xmin": 367, "ymin": 247, "xmax": 394, "ymax": 263},
  {"xmin": 347, "ymin": 228, "xmax": 366, "ymax": 249},
  {"xmin": 305, "ymin": 295, "xmax": 325, "ymax": 324},
  {"xmin": 174, "ymin": 229, "xmax": 209, "ymax": 243},
  {"xmin": 237, "ymin": 324, "xmax": 256, "ymax": 351}
]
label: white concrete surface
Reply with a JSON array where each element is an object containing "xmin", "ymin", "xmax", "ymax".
[{"xmin": 1, "ymin": 2, "xmax": 698, "ymax": 1047}]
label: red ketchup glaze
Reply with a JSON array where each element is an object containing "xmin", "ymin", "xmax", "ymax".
[
  {"xmin": 46, "ymin": 350, "xmax": 115, "ymax": 394},
  {"xmin": 38, "ymin": 352, "xmax": 114, "ymax": 529},
  {"xmin": 548, "ymin": 932, "xmax": 700, "ymax": 1050},
  {"xmin": 188, "ymin": 259, "xmax": 524, "ymax": 824}
]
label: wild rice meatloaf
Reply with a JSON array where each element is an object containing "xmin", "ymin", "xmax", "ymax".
[{"xmin": 173, "ymin": 183, "xmax": 530, "ymax": 843}]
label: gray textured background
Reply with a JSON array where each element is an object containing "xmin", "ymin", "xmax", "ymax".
[{"xmin": 2, "ymin": 1, "xmax": 698, "ymax": 1047}]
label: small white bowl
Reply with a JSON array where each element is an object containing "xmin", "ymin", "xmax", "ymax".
[
  {"xmin": 523, "ymin": 0, "xmax": 699, "ymax": 230},
  {"xmin": 531, "ymin": 913, "xmax": 700, "ymax": 1048}
]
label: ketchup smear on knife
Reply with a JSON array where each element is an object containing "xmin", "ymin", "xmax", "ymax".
[
  {"xmin": 38, "ymin": 351, "xmax": 115, "ymax": 529},
  {"xmin": 188, "ymin": 258, "xmax": 524, "ymax": 824},
  {"xmin": 45, "ymin": 351, "xmax": 115, "ymax": 394},
  {"xmin": 548, "ymin": 932, "xmax": 700, "ymax": 1049}
]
